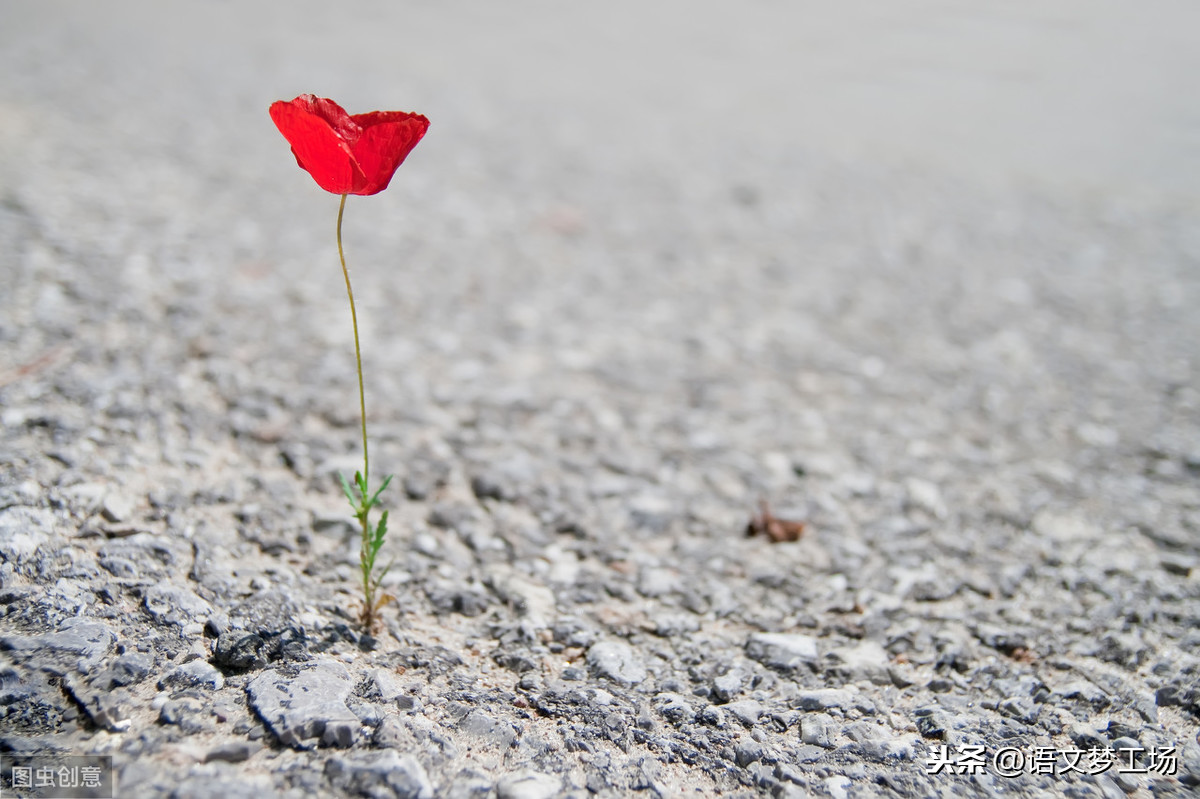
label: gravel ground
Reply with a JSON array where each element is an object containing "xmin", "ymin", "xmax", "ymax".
[{"xmin": 2, "ymin": 3, "xmax": 1199, "ymax": 797}]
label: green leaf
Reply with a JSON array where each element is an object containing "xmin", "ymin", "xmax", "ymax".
[
  {"xmin": 371, "ymin": 510, "xmax": 389, "ymax": 551},
  {"xmin": 368, "ymin": 474, "xmax": 394, "ymax": 508},
  {"xmin": 374, "ymin": 557, "xmax": 396, "ymax": 586},
  {"xmin": 337, "ymin": 472, "xmax": 357, "ymax": 508}
]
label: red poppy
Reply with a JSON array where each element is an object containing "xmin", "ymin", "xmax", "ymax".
[{"xmin": 269, "ymin": 95, "xmax": 429, "ymax": 195}]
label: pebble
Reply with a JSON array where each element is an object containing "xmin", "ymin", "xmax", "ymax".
[
  {"xmin": 205, "ymin": 740, "xmax": 262, "ymax": 763},
  {"xmin": 325, "ymin": 751, "xmax": 433, "ymax": 799},
  {"xmin": 445, "ymin": 769, "xmax": 494, "ymax": 799},
  {"xmin": 213, "ymin": 631, "xmax": 268, "ymax": 671},
  {"xmin": 158, "ymin": 660, "xmax": 225, "ymax": 691},
  {"xmin": 0, "ymin": 617, "xmax": 115, "ymax": 672},
  {"xmin": 725, "ymin": 699, "xmax": 764, "ymax": 727},
  {"xmin": 91, "ymin": 652, "xmax": 153, "ymax": 690},
  {"xmin": 711, "ymin": 670, "xmax": 744, "ymax": 703},
  {"xmin": 586, "ymin": 641, "xmax": 647, "ymax": 686},
  {"xmin": 0, "ymin": 507, "xmax": 53, "ymax": 563},
  {"xmin": 826, "ymin": 640, "xmax": 892, "ymax": 684},
  {"xmin": 795, "ymin": 689, "xmax": 854, "ymax": 710},
  {"xmin": 459, "ymin": 710, "xmax": 516, "ymax": 749},
  {"xmin": 654, "ymin": 692, "xmax": 696, "ymax": 725},
  {"xmin": 745, "ymin": 633, "xmax": 819, "ymax": 672},
  {"xmin": 143, "ymin": 583, "xmax": 214, "ymax": 627},
  {"xmin": 485, "ymin": 565, "xmax": 556, "ymax": 626},
  {"xmin": 247, "ymin": 659, "xmax": 361, "ymax": 749},
  {"xmin": 496, "ymin": 771, "xmax": 561, "ymax": 799},
  {"xmin": 800, "ymin": 713, "xmax": 836, "ymax": 748},
  {"xmin": 637, "ymin": 567, "xmax": 680, "ymax": 597},
  {"xmin": 734, "ymin": 738, "xmax": 765, "ymax": 767},
  {"xmin": 825, "ymin": 774, "xmax": 853, "ymax": 799},
  {"xmin": 101, "ymin": 492, "xmax": 136, "ymax": 523}
]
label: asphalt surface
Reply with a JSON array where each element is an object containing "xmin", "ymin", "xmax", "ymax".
[{"xmin": 2, "ymin": 3, "xmax": 1199, "ymax": 798}]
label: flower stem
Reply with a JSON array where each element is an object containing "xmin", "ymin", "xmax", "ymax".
[{"xmin": 336, "ymin": 193, "xmax": 369, "ymax": 487}]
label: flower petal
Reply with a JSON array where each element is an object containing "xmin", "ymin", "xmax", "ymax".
[
  {"xmin": 347, "ymin": 112, "xmax": 430, "ymax": 196},
  {"xmin": 269, "ymin": 96, "xmax": 366, "ymax": 194}
]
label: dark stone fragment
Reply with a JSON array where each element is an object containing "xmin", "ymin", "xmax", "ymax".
[
  {"xmin": 492, "ymin": 644, "xmax": 540, "ymax": 673},
  {"xmin": 1067, "ymin": 724, "xmax": 1107, "ymax": 751},
  {"xmin": 213, "ymin": 631, "xmax": 267, "ymax": 671},
  {"xmin": 272, "ymin": 626, "xmax": 311, "ymax": 662},
  {"xmin": 91, "ymin": 653, "xmax": 153, "ymax": 690},
  {"xmin": 427, "ymin": 583, "xmax": 492, "ymax": 616},
  {"xmin": 471, "ymin": 472, "xmax": 515, "ymax": 502},
  {"xmin": 914, "ymin": 707, "xmax": 950, "ymax": 739},
  {"xmin": 204, "ymin": 740, "xmax": 262, "ymax": 763}
]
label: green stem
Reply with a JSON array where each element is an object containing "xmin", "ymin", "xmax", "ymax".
[{"xmin": 336, "ymin": 193, "xmax": 370, "ymax": 488}]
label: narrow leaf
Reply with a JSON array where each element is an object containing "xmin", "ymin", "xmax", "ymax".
[
  {"xmin": 372, "ymin": 510, "xmax": 389, "ymax": 550},
  {"xmin": 337, "ymin": 472, "xmax": 357, "ymax": 508},
  {"xmin": 368, "ymin": 474, "xmax": 394, "ymax": 507}
]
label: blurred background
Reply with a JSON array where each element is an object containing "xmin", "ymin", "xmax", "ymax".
[
  {"xmin": 5, "ymin": 1, "xmax": 1199, "ymax": 200},
  {"xmin": 2, "ymin": 0, "xmax": 1197, "ymax": 447}
]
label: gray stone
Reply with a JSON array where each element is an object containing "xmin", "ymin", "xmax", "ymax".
[
  {"xmin": 159, "ymin": 659, "xmax": 225, "ymax": 691},
  {"xmin": 795, "ymin": 689, "xmax": 855, "ymax": 710},
  {"xmin": 800, "ymin": 713, "xmax": 836, "ymax": 748},
  {"xmin": 62, "ymin": 676, "xmax": 131, "ymax": 732},
  {"xmin": 734, "ymin": 738, "xmax": 765, "ymax": 767},
  {"xmin": 586, "ymin": 640, "xmax": 647, "ymax": 686},
  {"xmin": 0, "ymin": 507, "xmax": 54, "ymax": 562},
  {"xmin": 0, "ymin": 617, "xmax": 115, "ymax": 673},
  {"xmin": 652, "ymin": 613, "xmax": 700, "ymax": 637},
  {"xmin": 101, "ymin": 492, "xmax": 136, "ymax": 523},
  {"xmin": 725, "ymin": 699, "xmax": 764, "ymax": 727},
  {"xmin": 997, "ymin": 695, "xmax": 1039, "ymax": 724},
  {"xmin": 143, "ymin": 583, "xmax": 214, "ymax": 626},
  {"xmin": 445, "ymin": 769, "xmax": 494, "ymax": 799},
  {"xmin": 230, "ymin": 589, "xmax": 299, "ymax": 635},
  {"xmin": 247, "ymin": 659, "xmax": 360, "ymax": 749},
  {"xmin": 496, "ymin": 771, "xmax": 561, "ymax": 799},
  {"xmin": 204, "ymin": 740, "xmax": 262, "ymax": 763},
  {"xmin": 1067, "ymin": 723, "xmax": 1107, "ymax": 751},
  {"xmin": 712, "ymin": 670, "xmax": 743, "ymax": 703},
  {"xmin": 638, "ymin": 567, "xmax": 680, "ymax": 597},
  {"xmin": 654, "ymin": 692, "xmax": 696, "ymax": 725},
  {"xmin": 325, "ymin": 751, "xmax": 433, "ymax": 799},
  {"xmin": 485, "ymin": 565, "xmax": 556, "ymax": 626},
  {"xmin": 370, "ymin": 668, "xmax": 423, "ymax": 712},
  {"xmin": 159, "ymin": 697, "xmax": 209, "ymax": 733},
  {"xmin": 746, "ymin": 633, "xmax": 819, "ymax": 671},
  {"xmin": 628, "ymin": 493, "xmax": 674, "ymax": 531},
  {"xmin": 826, "ymin": 640, "xmax": 891, "ymax": 684},
  {"xmin": 91, "ymin": 652, "xmax": 153, "ymax": 690},
  {"xmin": 459, "ymin": 710, "xmax": 516, "ymax": 748}
]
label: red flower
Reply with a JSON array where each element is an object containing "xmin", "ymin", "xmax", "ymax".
[{"xmin": 269, "ymin": 95, "xmax": 429, "ymax": 196}]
